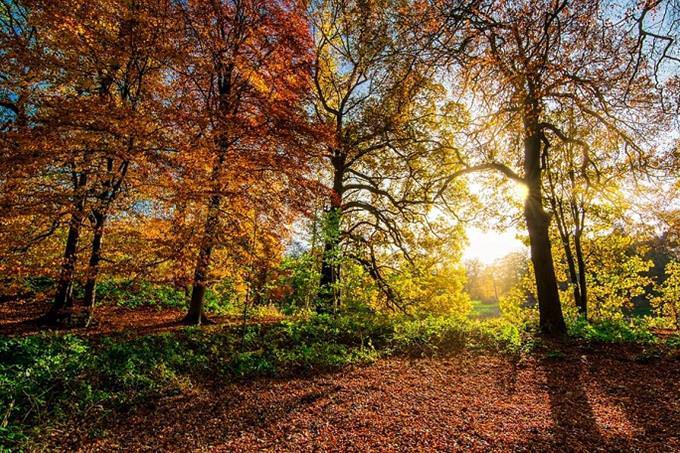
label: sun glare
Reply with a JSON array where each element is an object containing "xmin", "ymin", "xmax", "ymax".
[
  {"xmin": 463, "ymin": 227, "xmax": 527, "ymax": 264},
  {"xmin": 512, "ymin": 182, "xmax": 529, "ymax": 202},
  {"xmin": 461, "ymin": 181, "xmax": 528, "ymax": 264}
]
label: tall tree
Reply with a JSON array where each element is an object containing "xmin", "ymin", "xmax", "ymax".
[
  {"xmin": 0, "ymin": 0, "xmax": 177, "ymax": 323},
  {"xmin": 170, "ymin": 0, "xmax": 318, "ymax": 324},
  {"xmin": 310, "ymin": 0, "xmax": 471, "ymax": 311},
  {"xmin": 1, "ymin": 0, "xmax": 110, "ymax": 322},
  {"xmin": 78, "ymin": 0, "xmax": 176, "ymax": 321},
  {"xmin": 436, "ymin": 0, "xmax": 666, "ymax": 334}
]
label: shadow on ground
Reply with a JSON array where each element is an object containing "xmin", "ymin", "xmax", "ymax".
[{"xmin": 44, "ymin": 346, "xmax": 680, "ymax": 452}]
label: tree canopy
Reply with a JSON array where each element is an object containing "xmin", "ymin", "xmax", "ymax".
[{"xmin": 0, "ymin": 0, "xmax": 678, "ymax": 333}]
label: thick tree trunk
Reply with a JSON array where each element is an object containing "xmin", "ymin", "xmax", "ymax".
[
  {"xmin": 523, "ymin": 119, "xmax": 566, "ymax": 336},
  {"xmin": 317, "ymin": 156, "xmax": 344, "ymax": 313},
  {"xmin": 524, "ymin": 201, "xmax": 566, "ymax": 335},
  {"xmin": 318, "ymin": 207, "xmax": 341, "ymax": 310},
  {"xmin": 50, "ymin": 212, "xmax": 83, "ymax": 313},
  {"xmin": 42, "ymin": 174, "xmax": 88, "ymax": 324},
  {"xmin": 83, "ymin": 210, "xmax": 106, "ymax": 324},
  {"xmin": 183, "ymin": 60, "xmax": 235, "ymax": 325}
]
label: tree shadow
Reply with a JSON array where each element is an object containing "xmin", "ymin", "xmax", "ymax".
[
  {"xmin": 539, "ymin": 355, "xmax": 609, "ymax": 450},
  {"xmin": 538, "ymin": 349, "xmax": 680, "ymax": 450},
  {"xmin": 586, "ymin": 351, "xmax": 680, "ymax": 448},
  {"xmin": 86, "ymin": 378, "xmax": 345, "ymax": 450}
]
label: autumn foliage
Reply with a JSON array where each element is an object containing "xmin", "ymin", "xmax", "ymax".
[
  {"xmin": 1, "ymin": 0, "xmax": 680, "ymax": 450},
  {"xmin": 0, "ymin": 0, "xmax": 678, "ymax": 332}
]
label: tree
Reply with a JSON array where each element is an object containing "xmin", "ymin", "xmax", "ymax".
[
  {"xmin": 77, "ymin": 0, "xmax": 176, "ymax": 321},
  {"xmin": 585, "ymin": 229, "xmax": 654, "ymax": 321},
  {"xmin": 169, "ymin": 0, "xmax": 318, "ymax": 324},
  {"xmin": 1, "ymin": 0, "xmax": 116, "ymax": 322},
  {"xmin": 0, "ymin": 0, "xmax": 178, "ymax": 324},
  {"xmin": 310, "ymin": 0, "xmax": 471, "ymax": 311},
  {"xmin": 389, "ymin": 225, "xmax": 471, "ymax": 316},
  {"xmin": 654, "ymin": 260, "xmax": 680, "ymax": 329},
  {"xmin": 542, "ymin": 111, "xmax": 621, "ymax": 319},
  {"xmin": 465, "ymin": 252, "xmax": 529, "ymax": 305},
  {"xmin": 436, "ymin": 0, "xmax": 666, "ymax": 334}
]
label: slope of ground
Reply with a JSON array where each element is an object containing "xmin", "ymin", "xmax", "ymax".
[{"xmin": 45, "ymin": 346, "xmax": 680, "ymax": 452}]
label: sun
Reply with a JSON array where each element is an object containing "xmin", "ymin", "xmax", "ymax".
[
  {"xmin": 461, "ymin": 180, "xmax": 528, "ymax": 264},
  {"xmin": 463, "ymin": 227, "xmax": 526, "ymax": 264},
  {"xmin": 512, "ymin": 182, "xmax": 529, "ymax": 202}
]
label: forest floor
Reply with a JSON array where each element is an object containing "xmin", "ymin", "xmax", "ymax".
[
  {"xmin": 0, "ymin": 300, "xmax": 281, "ymax": 337},
  {"xmin": 4, "ymin": 301, "xmax": 680, "ymax": 451},
  {"xmin": 48, "ymin": 342, "xmax": 680, "ymax": 452}
]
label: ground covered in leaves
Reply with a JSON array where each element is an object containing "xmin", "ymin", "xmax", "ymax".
[
  {"xmin": 4, "ymin": 302, "xmax": 679, "ymax": 451},
  {"xmin": 47, "ymin": 344, "xmax": 680, "ymax": 452},
  {"xmin": 0, "ymin": 300, "xmax": 279, "ymax": 337}
]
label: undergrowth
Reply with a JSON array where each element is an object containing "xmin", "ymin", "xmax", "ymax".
[
  {"xmin": 0, "ymin": 312, "xmax": 675, "ymax": 449},
  {"xmin": 567, "ymin": 317, "xmax": 659, "ymax": 344}
]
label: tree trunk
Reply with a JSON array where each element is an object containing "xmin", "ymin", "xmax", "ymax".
[
  {"xmin": 318, "ymin": 207, "xmax": 341, "ymax": 311},
  {"xmin": 317, "ymin": 154, "xmax": 344, "ymax": 312},
  {"xmin": 82, "ymin": 158, "xmax": 128, "ymax": 322},
  {"xmin": 574, "ymin": 227, "xmax": 588, "ymax": 318},
  {"xmin": 83, "ymin": 210, "xmax": 106, "ymax": 324},
  {"xmin": 561, "ymin": 234, "xmax": 582, "ymax": 313},
  {"xmin": 42, "ymin": 174, "xmax": 88, "ymax": 324},
  {"xmin": 548, "ymin": 190, "xmax": 582, "ymax": 314},
  {"xmin": 184, "ymin": 191, "xmax": 221, "ymax": 325},
  {"xmin": 523, "ymin": 119, "xmax": 566, "ymax": 336}
]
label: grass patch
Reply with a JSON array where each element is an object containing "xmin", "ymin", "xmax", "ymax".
[{"xmin": 470, "ymin": 300, "xmax": 501, "ymax": 319}]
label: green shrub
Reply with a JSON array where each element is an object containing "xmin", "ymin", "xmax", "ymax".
[
  {"xmin": 391, "ymin": 315, "xmax": 469, "ymax": 355},
  {"xmin": 274, "ymin": 313, "xmax": 391, "ymax": 348},
  {"xmin": 567, "ymin": 317, "xmax": 657, "ymax": 344},
  {"xmin": 665, "ymin": 334, "xmax": 680, "ymax": 349},
  {"xmin": 96, "ymin": 280, "xmax": 187, "ymax": 309},
  {"xmin": 0, "ymin": 331, "xmax": 230, "ymax": 449},
  {"xmin": 0, "ymin": 335, "xmax": 93, "ymax": 448},
  {"xmin": 389, "ymin": 316, "xmax": 527, "ymax": 355},
  {"xmin": 469, "ymin": 318, "xmax": 524, "ymax": 353},
  {"xmin": 231, "ymin": 351, "xmax": 275, "ymax": 377},
  {"xmin": 95, "ymin": 279, "xmax": 240, "ymax": 314}
]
